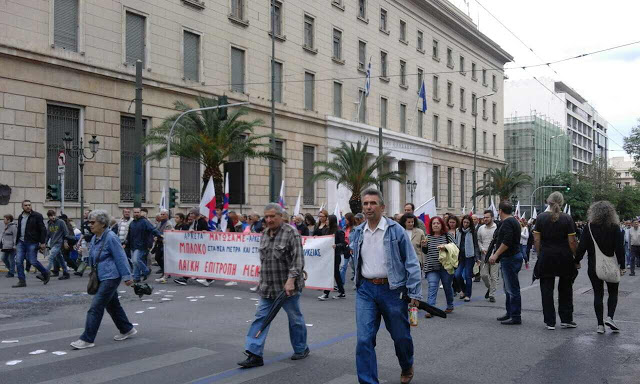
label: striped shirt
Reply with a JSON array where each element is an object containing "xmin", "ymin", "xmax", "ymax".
[{"xmin": 423, "ymin": 233, "xmax": 454, "ymax": 273}]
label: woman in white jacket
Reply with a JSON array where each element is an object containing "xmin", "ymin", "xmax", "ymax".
[{"xmin": 520, "ymin": 219, "xmax": 530, "ymax": 268}]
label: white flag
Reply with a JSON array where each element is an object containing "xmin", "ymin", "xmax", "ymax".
[
  {"xmin": 489, "ymin": 200, "xmax": 498, "ymax": 219},
  {"xmin": 293, "ymin": 191, "xmax": 302, "ymax": 217},
  {"xmin": 159, "ymin": 187, "xmax": 167, "ymax": 211},
  {"xmin": 515, "ymin": 201, "xmax": 521, "ymax": 218},
  {"xmin": 532, "ymin": 207, "xmax": 538, "ymax": 220},
  {"xmin": 199, "ymin": 177, "xmax": 217, "ymax": 230},
  {"xmin": 567, "ymin": 205, "xmax": 571, "ymax": 216},
  {"xmin": 461, "ymin": 205, "xmax": 466, "ymax": 216},
  {"xmin": 563, "ymin": 204, "xmax": 568, "ymax": 213}
]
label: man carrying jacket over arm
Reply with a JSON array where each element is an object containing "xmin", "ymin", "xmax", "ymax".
[{"xmin": 350, "ymin": 188, "xmax": 422, "ymax": 384}]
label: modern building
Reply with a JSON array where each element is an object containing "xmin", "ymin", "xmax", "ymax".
[
  {"xmin": 0, "ymin": 0, "xmax": 511, "ymax": 219},
  {"xmin": 611, "ymin": 157, "xmax": 636, "ymax": 189},
  {"xmin": 504, "ymin": 114, "xmax": 570, "ymax": 214},
  {"xmin": 504, "ymin": 78, "xmax": 610, "ymax": 175}
]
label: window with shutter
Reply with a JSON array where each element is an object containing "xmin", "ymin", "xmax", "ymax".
[
  {"xmin": 126, "ymin": 12, "xmax": 146, "ymax": 66},
  {"xmin": 270, "ymin": 141, "xmax": 284, "ymax": 202},
  {"xmin": 231, "ymin": 47, "xmax": 245, "ymax": 93},
  {"xmin": 120, "ymin": 116, "xmax": 146, "ymax": 202},
  {"xmin": 224, "ymin": 161, "xmax": 245, "ymax": 204},
  {"xmin": 358, "ymin": 41, "xmax": 366, "ymax": 70},
  {"xmin": 380, "ymin": 97, "xmax": 387, "ymax": 129},
  {"xmin": 447, "ymin": 168, "xmax": 453, "ymax": 207},
  {"xmin": 183, "ymin": 31, "xmax": 200, "ymax": 81},
  {"xmin": 332, "ymin": 29, "xmax": 342, "ymax": 60},
  {"xmin": 54, "ymin": 0, "xmax": 79, "ymax": 51},
  {"xmin": 358, "ymin": 89, "xmax": 366, "ymax": 123},
  {"xmin": 304, "ymin": 72, "xmax": 314, "ymax": 110},
  {"xmin": 460, "ymin": 169, "xmax": 466, "ymax": 206},
  {"xmin": 400, "ymin": 103, "xmax": 407, "ymax": 133},
  {"xmin": 417, "ymin": 110, "xmax": 423, "ymax": 137},
  {"xmin": 333, "ymin": 82, "xmax": 342, "ymax": 117},
  {"xmin": 47, "ymin": 105, "xmax": 79, "ymax": 201},
  {"xmin": 180, "ymin": 157, "xmax": 200, "ymax": 204},
  {"xmin": 273, "ymin": 61, "xmax": 283, "ymax": 102},
  {"xmin": 303, "ymin": 146, "xmax": 315, "ymax": 205},
  {"xmin": 432, "ymin": 166, "xmax": 439, "ymax": 206}
]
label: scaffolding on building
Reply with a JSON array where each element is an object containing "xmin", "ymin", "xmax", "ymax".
[{"xmin": 504, "ymin": 113, "xmax": 571, "ymax": 215}]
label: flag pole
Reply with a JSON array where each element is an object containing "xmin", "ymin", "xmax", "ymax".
[{"xmin": 408, "ymin": 96, "xmax": 420, "ymax": 135}]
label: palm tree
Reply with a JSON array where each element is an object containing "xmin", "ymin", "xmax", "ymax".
[
  {"xmin": 144, "ymin": 97, "xmax": 283, "ymax": 205},
  {"xmin": 473, "ymin": 165, "xmax": 532, "ymax": 202},
  {"xmin": 312, "ymin": 140, "xmax": 404, "ymax": 213}
]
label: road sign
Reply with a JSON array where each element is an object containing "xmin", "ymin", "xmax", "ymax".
[
  {"xmin": 58, "ymin": 151, "xmax": 66, "ymax": 166},
  {"xmin": 58, "ymin": 165, "xmax": 65, "ymax": 174}
]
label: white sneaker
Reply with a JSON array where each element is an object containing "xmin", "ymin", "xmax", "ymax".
[
  {"xmin": 596, "ymin": 325, "xmax": 605, "ymax": 334},
  {"xmin": 605, "ymin": 317, "xmax": 620, "ymax": 332},
  {"xmin": 155, "ymin": 277, "xmax": 167, "ymax": 284},
  {"xmin": 196, "ymin": 279, "xmax": 211, "ymax": 287},
  {"xmin": 249, "ymin": 286, "xmax": 258, "ymax": 292},
  {"xmin": 225, "ymin": 281, "xmax": 238, "ymax": 286},
  {"xmin": 546, "ymin": 325, "xmax": 555, "ymax": 330},
  {"xmin": 114, "ymin": 327, "xmax": 137, "ymax": 341},
  {"xmin": 318, "ymin": 294, "xmax": 329, "ymax": 301},
  {"xmin": 70, "ymin": 339, "xmax": 95, "ymax": 349}
]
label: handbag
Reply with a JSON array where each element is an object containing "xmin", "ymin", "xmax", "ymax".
[
  {"xmin": 87, "ymin": 236, "xmax": 108, "ymax": 295},
  {"xmin": 589, "ymin": 224, "xmax": 621, "ymax": 283}
]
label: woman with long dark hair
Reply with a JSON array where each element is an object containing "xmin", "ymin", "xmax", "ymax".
[
  {"xmin": 423, "ymin": 216, "xmax": 455, "ymax": 316},
  {"xmin": 533, "ymin": 191, "xmax": 578, "ymax": 330},
  {"xmin": 454, "ymin": 215, "xmax": 480, "ymax": 301},
  {"xmin": 575, "ymin": 201, "xmax": 626, "ymax": 334},
  {"xmin": 318, "ymin": 215, "xmax": 346, "ymax": 300},
  {"xmin": 304, "ymin": 213, "xmax": 316, "ymax": 234}
]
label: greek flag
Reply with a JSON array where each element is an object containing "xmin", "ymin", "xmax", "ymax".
[
  {"xmin": 418, "ymin": 81, "xmax": 427, "ymax": 113},
  {"xmin": 365, "ymin": 62, "xmax": 371, "ymax": 96}
]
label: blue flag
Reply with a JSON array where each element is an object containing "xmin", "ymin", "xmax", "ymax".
[
  {"xmin": 365, "ymin": 62, "xmax": 371, "ymax": 96},
  {"xmin": 418, "ymin": 81, "xmax": 427, "ymax": 113}
]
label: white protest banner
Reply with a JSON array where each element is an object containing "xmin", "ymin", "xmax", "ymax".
[{"xmin": 163, "ymin": 231, "xmax": 336, "ymax": 290}]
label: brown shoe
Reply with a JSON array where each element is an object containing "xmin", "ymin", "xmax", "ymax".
[
  {"xmin": 444, "ymin": 307, "xmax": 454, "ymax": 313},
  {"xmin": 424, "ymin": 313, "xmax": 433, "ymax": 318},
  {"xmin": 401, "ymin": 366, "xmax": 414, "ymax": 384}
]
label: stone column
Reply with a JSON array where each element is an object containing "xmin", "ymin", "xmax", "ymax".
[{"xmin": 414, "ymin": 161, "xmax": 432, "ymax": 207}]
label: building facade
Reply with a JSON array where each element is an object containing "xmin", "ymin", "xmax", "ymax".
[
  {"xmin": 0, "ymin": 0, "xmax": 511, "ymax": 219},
  {"xmin": 504, "ymin": 78, "xmax": 610, "ymax": 175},
  {"xmin": 504, "ymin": 115, "xmax": 570, "ymax": 214},
  {"xmin": 611, "ymin": 157, "xmax": 636, "ymax": 189}
]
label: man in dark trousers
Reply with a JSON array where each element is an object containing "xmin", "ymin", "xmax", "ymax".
[
  {"xmin": 489, "ymin": 201, "xmax": 523, "ymax": 325},
  {"xmin": 13, "ymin": 200, "xmax": 49, "ymax": 287},
  {"xmin": 126, "ymin": 208, "xmax": 162, "ymax": 283}
]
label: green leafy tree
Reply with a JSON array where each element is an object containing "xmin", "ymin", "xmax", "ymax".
[
  {"xmin": 623, "ymin": 118, "xmax": 640, "ymax": 161},
  {"xmin": 538, "ymin": 173, "xmax": 593, "ymax": 221},
  {"xmin": 580, "ymin": 156, "xmax": 619, "ymax": 203},
  {"xmin": 311, "ymin": 141, "xmax": 404, "ymax": 214},
  {"xmin": 144, "ymin": 97, "xmax": 283, "ymax": 205},
  {"xmin": 473, "ymin": 165, "xmax": 532, "ymax": 202},
  {"xmin": 616, "ymin": 186, "xmax": 640, "ymax": 220}
]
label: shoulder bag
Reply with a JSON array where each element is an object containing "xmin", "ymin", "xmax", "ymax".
[
  {"xmin": 87, "ymin": 235, "xmax": 108, "ymax": 295},
  {"xmin": 589, "ymin": 224, "xmax": 621, "ymax": 283}
]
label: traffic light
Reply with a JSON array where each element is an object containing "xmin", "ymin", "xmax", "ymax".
[
  {"xmin": 218, "ymin": 95, "xmax": 228, "ymax": 120},
  {"xmin": 169, "ymin": 188, "xmax": 178, "ymax": 208},
  {"xmin": 566, "ymin": 187, "xmax": 571, "ymax": 192},
  {"xmin": 47, "ymin": 184, "xmax": 60, "ymax": 201}
]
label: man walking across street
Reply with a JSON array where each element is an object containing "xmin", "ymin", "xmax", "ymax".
[
  {"xmin": 126, "ymin": 208, "xmax": 162, "ymax": 283},
  {"xmin": 489, "ymin": 201, "xmax": 523, "ymax": 325},
  {"xmin": 478, "ymin": 210, "xmax": 498, "ymax": 302},
  {"xmin": 238, "ymin": 203, "xmax": 309, "ymax": 368},
  {"xmin": 351, "ymin": 189, "xmax": 422, "ymax": 384},
  {"xmin": 13, "ymin": 200, "xmax": 49, "ymax": 288},
  {"xmin": 628, "ymin": 219, "xmax": 640, "ymax": 276},
  {"xmin": 46, "ymin": 210, "xmax": 71, "ymax": 280}
]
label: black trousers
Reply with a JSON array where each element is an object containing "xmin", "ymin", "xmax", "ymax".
[
  {"xmin": 588, "ymin": 271, "xmax": 619, "ymax": 326},
  {"xmin": 324, "ymin": 253, "xmax": 345, "ymax": 295},
  {"xmin": 540, "ymin": 276, "xmax": 574, "ymax": 326}
]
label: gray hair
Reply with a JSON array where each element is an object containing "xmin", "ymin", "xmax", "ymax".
[
  {"xmin": 88, "ymin": 210, "xmax": 111, "ymax": 228},
  {"xmin": 546, "ymin": 191, "xmax": 564, "ymax": 222},
  {"xmin": 588, "ymin": 201, "xmax": 619, "ymax": 228},
  {"xmin": 159, "ymin": 209, "xmax": 169, "ymax": 214},
  {"xmin": 189, "ymin": 207, "xmax": 200, "ymax": 216},
  {"xmin": 361, "ymin": 188, "xmax": 385, "ymax": 206},
  {"xmin": 264, "ymin": 203, "xmax": 284, "ymax": 215}
]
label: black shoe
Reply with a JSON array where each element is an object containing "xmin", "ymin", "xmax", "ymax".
[
  {"xmin": 489, "ymin": 296, "xmax": 496, "ymax": 303},
  {"xmin": 156, "ymin": 269, "xmax": 164, "ymax": 275},
  {"xmin": 485, "ymin": 289, "xmax": 490, "ymax": 299},
  {"xmin": 291, "ymin": 347, "xmax": 310, "ymax": 361},
  {"xmin": 42, "ymin": 272, "xmax": 50, "ymax": 285},
  {"xmin": 143, "ymin": 272, "xmax": 150, "ymax": 281},
  {"xmin": 497, "ymin": 315, "xmax": 510, "ymax": 321},
  {"xmin": 74, "ymin": 271, "xmax": 84, "ymax": 277},
  {"xmin": 501, "ymin": 319, "xmax": 522, "ymax": 325},
  {"xmin": 174, "ymin": 278, "xmax": 188, "ymax": 286},
  {"xmin": 50, "ymin": 272, "xmax": 59, "ymax": 277},
  {"xmin": 58, "ymin": 273, "xmax": 70, "ymax": 280},
  {"xmin": 6, "ymin": 273, "xmax": 14, "ymax": 278},
  {"xmin": 12, "ymin": 279, "xmax": 26, "ymax": 288},
  {"xmin": 237, "ymin": 352, "xmax": 264, "ymax": 368},
  {"xmin": 630, "ymin": 273, "xmax": 636, "ymax": 276},
  {"xmin": 474, "ymin": 277, "xmax": 481, "ymax": 282}
]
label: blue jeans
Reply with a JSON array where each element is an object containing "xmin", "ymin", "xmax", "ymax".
[
  {"xmin": 244, "ymin": 293, "xmax": 307, "ymax": 357},
  {"xmin": 47, "ymin": 244, "xmax": 68, "ymax": 273},
  {"xmin": 339, "ymin": 256, "xmax": 354, "ymax": 285},
  {"xmin": 625, "ymin": 243, "xmax": 630, "ymax": 266},
  {"xmin": 501, "ymin": 254, "xmax": 523, "ymax": 320},
  {"xmin": 521, "ymin": 244, "xmax": 529, "ymax": 263},
  {"xmin": 132, "ymin": 249, "xmax": 150, "ymax": 280},
  {"xmin": 80, "ymin": 278, "xmax": 133, "ymax": 343},
  {"xmin": 2, "ymin": 250, "xmax": 15, "ymax": 275},
  {"xmin": 426, "ymin": 269, "xmax": 454, "ymax": 309},
  {"xmin": 356, "ymin": 280, "xmax": 413, "ymax": 384},
  {"xmin": 454, "ymin": 257, "xmax": 475, "ymax": 298},
  {"xmin": 15, "ymin": 241, "xmax": 47, "ymax": 281}
]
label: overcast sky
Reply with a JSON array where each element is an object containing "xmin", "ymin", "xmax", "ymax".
[{"xmin": 449, "ymin": 0, "xmax": 640, "ymax": 158}]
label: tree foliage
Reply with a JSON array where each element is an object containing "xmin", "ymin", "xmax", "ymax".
[
  {"xmin": 144, "ymin": 97, "xmax": 283, "ymax": 205},
  {"xmin": 473, "ymin": 165, "xmax": 532, "ymax": 202},
  {"xmin": 311, "ymin": 141, "xmax": 404, "ymax": 214}
]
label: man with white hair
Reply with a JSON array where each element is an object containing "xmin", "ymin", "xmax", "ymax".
[{"xmin": 118, "ymin": 209, "xmax": 133, "ymax": 263}]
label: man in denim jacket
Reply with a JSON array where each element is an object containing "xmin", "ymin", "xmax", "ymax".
[{"xmin": 349, "ymin": 188, "xmax": 422, "ymax": 384}]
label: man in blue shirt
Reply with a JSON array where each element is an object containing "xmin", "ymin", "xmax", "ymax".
[{"xmin": 125, "ymin": 208, "xmax": 162, "ymax": 283}]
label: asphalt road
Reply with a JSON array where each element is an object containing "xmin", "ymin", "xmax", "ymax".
[{"xmin": 1, "ymin": 256, "xmax": 640, "ymax": 384}]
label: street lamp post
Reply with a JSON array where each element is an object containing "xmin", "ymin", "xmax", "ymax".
[
  {"xmin": 406, "ymin": 180, "xmax": 417, "ymax": 204},
  {"xmin": 63, "ymin": 132, "xmax": 99, "ymax": 234},
  {"xmin": 473, "ymin": 92, "xmax": 495, "ymax": 210}
]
